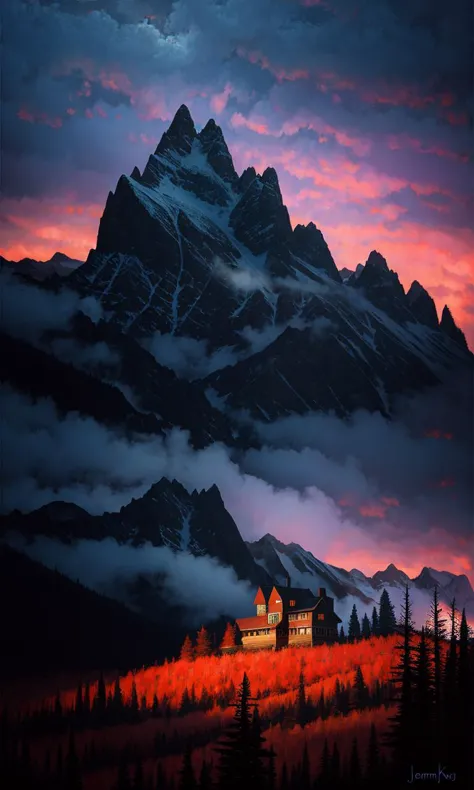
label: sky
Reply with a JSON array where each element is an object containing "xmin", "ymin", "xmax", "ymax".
[{"xmin": 2, "ymin": 0, "xmax": 474, "ymax": 344}]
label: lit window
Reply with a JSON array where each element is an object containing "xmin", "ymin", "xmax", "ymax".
[
  {"xmin": 268, "ymin": 613, "xmax": 279, "ymax": 624},
  {"xmin": 318, "ymin": 614, "xmax": 325, "ymax": 621},
  {"xmin": 289, "ymin": 599, "xmax": 296, "ymax": 606},
  {"xmin": 256, "ymin": 604, "xmax": 267, "ymax": 616}
]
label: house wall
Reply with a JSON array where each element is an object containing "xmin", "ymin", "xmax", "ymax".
[{"xmin": 241, "ymin": 630, "xmax": 277, "ymax": 651}]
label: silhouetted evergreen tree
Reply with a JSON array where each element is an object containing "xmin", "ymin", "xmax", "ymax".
[
  {"xmin": 338, "ymin": 625, "xmax": 346, "ymax": 644},
  {"xmin": 378, "ymin": 590, "xmax": 396, "ymax": 636},
  {"xmin": 386, "ymin": 585, "xmax": 415, "ymax": 781},
  {"xmin": 352, "ymin": 665, "xmax": 370, "ymax": 710},
  {"xmin": 427, "ymin": 585, "xmax": 447, "ymax": 749},
  {"xmin": 412, "ymin": 626, "xmax": 434, "ymax": 764},
  {"xmin": 75, "ymin": 682, "xmax": 84, "ymax": 719},
  {"xmin": 371, "ymin": 606, "xmax": 379, "ymax": 637},
  {"xmin": 195, "ymin": 626, "xmax": 213, "ymax": 658},
  {"xmin": 180, "ymin": 635, "xmax": 195, "ymax": 662},
  {"xmin": 300, "ymin": 743, "xmax": 311, "ymax": 790},
  {"xmin": 180, "ymin": 688, "xmax": 192, "ymax": 716},
  {"xmin": 130, "ymin": 680, "xmax": 140, "ymax": 720},
  {"xmin": 65, "ymin": 729, "xmax": 82, "ymax": 790},
  {"xmin": 214, "ymin": 673, "xmax": 268, "ymax": 790},
  {"xmin": 93, "ymin": 672, "xmax": 107, "ymax": 720},
  {"xmin": 443, "ymin": 598, "xmax": 458, "ymax": 765},
  {"xmin": 152, "ymin": 694, "xmax": 160, "ymax": 717},
  {"xmin": 83, "ymin": 683, "xmax": 91, "ymax": 718},
  {"xmin": 317, "ymin": 738, "xmax": 330, "ymax": 789},
  {"xmin": 348, "ymin": 605, "xmax": 361, "ymax": 642},
  {"xmin": 361, "ymin": 613, "xmax": 371, "ymax": 639},
  {"xmin": 457, "ymin": 608, "xmax": 473, "ymax": 786},
  {"xmin": 295, "ymin": 670, "xmax": 308, "ymax": 727},
  {"xmin": 112, "ymin": 677, "xmax": 124, "ymax": 719}
]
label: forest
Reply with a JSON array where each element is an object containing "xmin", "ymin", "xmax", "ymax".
[{"xmin": 1, "ymin": 586, "xmax": 472, "ymax": 789}]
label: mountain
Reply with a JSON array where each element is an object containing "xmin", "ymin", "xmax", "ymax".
[
  {"xmin": 245, "ymin": 533, "xmax": 474, "ymax": 627},
  {"xmin": 0, "ymin": 544, "xmax": 185, "ymax": 676},
  {"xmin": 1, "ymin": 478, "xmax": 272, "ymax": 590},
  {"xmin": 1, "ymin": 251, "xmax": 82, "ymax": 281},
  {"xmin": 56, "ymin": 103, "xmax": 471, "ymax": 424}
]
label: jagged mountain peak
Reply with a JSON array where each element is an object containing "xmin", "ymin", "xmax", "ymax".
[
  {"xmin": 440, "ymin": 306, "xmax": 468, "ymax": 349},
  {"xmin": 371, "ymin": 563, "xmax": 410, "ymax": 586},
  {"xmin": 197, "ymin": 117, "xmax": 238, "ymax": 185},
  {"xmin": 261, "ymin": 166, "xmax": 280, "ymax": 189},
  {"xmin": 154, "ymin": 103, "xmax": 197, "ymax": 158},
  {"xmin": 407, "ymin": 280, "xmax": 439, "ymax": 329},
  {"xmin": 291, "ymin": 221, "xmax": 341, "ymax": 282},
  {"xmin": 229, "ymin": 164, "xmax": 292, "ymax": 255},
  {"xmin": 238, "ymin": 166, "xmax": 257, "ymax": 193},
  {"xmin": 366, "ymin": 250, "xmax": 389, "ymax": 270}
]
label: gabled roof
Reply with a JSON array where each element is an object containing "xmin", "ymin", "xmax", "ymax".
[
  {"xmin": 253, "ymin": 585, "xmax": 274, "ymax": 605},
  {"xmin": 273, "ymin": 586, "xmax": 317, "ymax": 609}
]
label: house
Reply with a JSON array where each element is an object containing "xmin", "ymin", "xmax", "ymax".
[{"xmin": 235, "ymin": 575, "xmax": 342, "ymax": 651}]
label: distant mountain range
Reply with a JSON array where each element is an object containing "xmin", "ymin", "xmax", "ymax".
[{"xmin": 2, "ymin": 479, "xmax": 473, "ymax": 631}]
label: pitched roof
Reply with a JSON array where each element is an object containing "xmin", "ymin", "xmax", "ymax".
[
  {"xmin": 273, "ymin": 586, "xmax": 317, "ymax": 609},
  {"xmin": 236, "ymin": 615, "xmax": 279, "ymax": 630},
  {"xmin": 253, "ymin": 585, "xmax": 275, "ymax": 605}
]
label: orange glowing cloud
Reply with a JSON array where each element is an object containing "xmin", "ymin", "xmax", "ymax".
[{"xmin": 325, "ymin": 526, "xmax": 474, "ymax": 585}]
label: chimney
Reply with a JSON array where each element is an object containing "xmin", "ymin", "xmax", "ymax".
[
  {"xmin": 286, "ymin": 573, "xmax": 291, "ymax": 588},
  {"xmin": 318, "ymin": 587, "xmax": 326, "ymax": 598}
]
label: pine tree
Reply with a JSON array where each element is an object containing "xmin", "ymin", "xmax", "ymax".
[
  {"xmin": 412, "ymin": 626, "xmax": 434, "ymax": 764},
  {"xmin": 361, "ymin": 613, "xmax": 371, "ymax": 639},
  {"xmin": 300, "ymin": 743, "xmax": 311, "ymax": 790},
  {"xmin": 94, "ymin": 672, "xmax": 107, "ymax": 719},
  {"xmin": 195, "ymin": 626, "xmax": 213, "ymax": 658},
  {"xmin": 75, "ymin": 682, "xmax": 84, "ymax": 719},
  {"xmin": 113, "ymin": 677, "xmax": 124, "ymax": 719},
  {"xmin": 457, "ymin": 608, "xmax": 473, "ymax": 787},
  {"xmin": 427, "ymin": 585, "xmax": 447, "ymax": 748},
  {"xmin": 180, "ymin": 688, "xmax": 192, "ymax": 716},
  {"xmin": 348, "ymin": 605, "xmax": 361, "ymax": 642},
  {"xmin": 65, "ymin": 729, "xmax": 82, "ymax": 790},
  {"xmin": 338, "ymin": 625, "xmax": 346, "ymax": 644},
  {"xmin": 83, "ymin": 682, "xmax": 91, "ymax": 718},
  {"xmin": 180, "ymin": 635, "xmax": 195, "ymax": 662},
  {"xmin": 442, "ymin": 598, "xmax": 458, "ymax": 765},
  {"xmin": 220, "ymin": 623, "xmax": 238, "ymax": 652},
  {"xmin": 352, "ymin": 666, "xmax": 369, "ymax": 710},
  {"xmin": 130, "ymin": 680, "xmax": 140, "ymax": 720},
  {"xmin": 295, "ymin": 670, "xmax": 308, "ymax": 727},
  {"xmin": 385, "ymin": 585, "xmax": 415, "ymax": 781},
  {"xmin": 318, "ymin": 738, "xmax": 330, "ymax": 789},
  {"xmin": 214, "ymin": 673, "xmax": 268, "ymax": 790},
  {"xmin": 378, "ymin": 590, "xmax": 397, "ymax": 636},
  {"xmin": 365, "ymin": 723, "xmax": 380, "ymax": 786},
  {"xmin": 178, "ymin": 741, "xmax": 197, "ymax": 790},
  {"xmin": 371, "ymin": 606, "xmax": 379, "ymax": 637}
]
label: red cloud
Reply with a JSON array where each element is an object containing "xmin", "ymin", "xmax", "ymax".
[{"xmin": 17, "ymin": 108, "xmax": 63, "ymax": 128}]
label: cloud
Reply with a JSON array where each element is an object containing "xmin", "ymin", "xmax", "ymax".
[
  {"xmin": 2, "ymin": 375, "xmax": 472, "ymax": 586},
  {"xmin": 0, "ymin": 268, "xmax": 102, "ymax": 342},
  {"xmin": 4, "ymin": 534, "xmax": 254, "ymax": 626}
]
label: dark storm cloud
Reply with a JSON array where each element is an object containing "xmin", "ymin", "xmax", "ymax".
[{"xmin": 5, "ymin": 533, "xmax": 254, "ymax": 625}]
